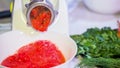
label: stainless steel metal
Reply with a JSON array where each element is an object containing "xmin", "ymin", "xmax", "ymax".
[{"xmin": 26, "ymin": 0, "xmax": 56, "ymax": 27}]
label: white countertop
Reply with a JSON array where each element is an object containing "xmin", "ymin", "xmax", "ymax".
[{"xmin": 68, "ymin": 1, "xmax": 120, "ymax": 35}]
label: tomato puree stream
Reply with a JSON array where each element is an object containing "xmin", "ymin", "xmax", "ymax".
[
  {"xmin": 30, "ymin": 6, "xmax": 52, "ymax": 32},
  {"xmin": 1, "ymin": 40, "xmax": 65, "ymax": 68}
]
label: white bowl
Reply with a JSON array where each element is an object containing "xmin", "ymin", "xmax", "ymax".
[
  {"xmin": 83, "ymin": 0, "xmax": 120, "ymax": 14},
  {"xmin": 0, "ymin": 30, "xmax": 77, "ymax": 68}
]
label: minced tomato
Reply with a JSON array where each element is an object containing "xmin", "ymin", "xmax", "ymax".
[
  {"xmin": 1, "ymin": 40, "xmax": 65, "ymax": 68},
  {"xmin": 30, "ymin": 6, "xmax": 52, "ymax": 32}
]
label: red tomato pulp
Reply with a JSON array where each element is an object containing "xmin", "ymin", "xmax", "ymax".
[
  {"xmin": 1, "ymin": 40, "xmax": 65, "ymax": 68},
  {"xmin": 30, "ymin": 6, "xmax": 52, "ymax": 32}
]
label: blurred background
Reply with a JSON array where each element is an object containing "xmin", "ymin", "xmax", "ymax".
[
  {"xmin": 0, "ymin": 0, "xmax": 120, "ymax": 34},
  {"xmin": 0, "ymin": 0, "xmax": 12, "ymax": 11},
  {"xmin": 0, "ymin": 0, "xmax": 12, "ymax": 34},
  {"xmin": 66, "ymin": 0, "xmax": 120, "ymax": 35}
]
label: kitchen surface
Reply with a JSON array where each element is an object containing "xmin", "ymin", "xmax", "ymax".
[{"xmin": 0, "ymin": 0, "xmax": 120, "ymax": 68}]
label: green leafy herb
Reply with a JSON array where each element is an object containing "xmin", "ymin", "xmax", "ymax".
[
  {"xmin": 71, "ymin": 27, "xmax": 120, "ymax": 68},
  {"xmin": 80, "ymin": 57, "xmax": 120, "ymax": 68}
]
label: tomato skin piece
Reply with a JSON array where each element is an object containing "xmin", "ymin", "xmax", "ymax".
[{"xmin": 1, "ymin": 40, "xmax": 65, "ymax": 68}]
